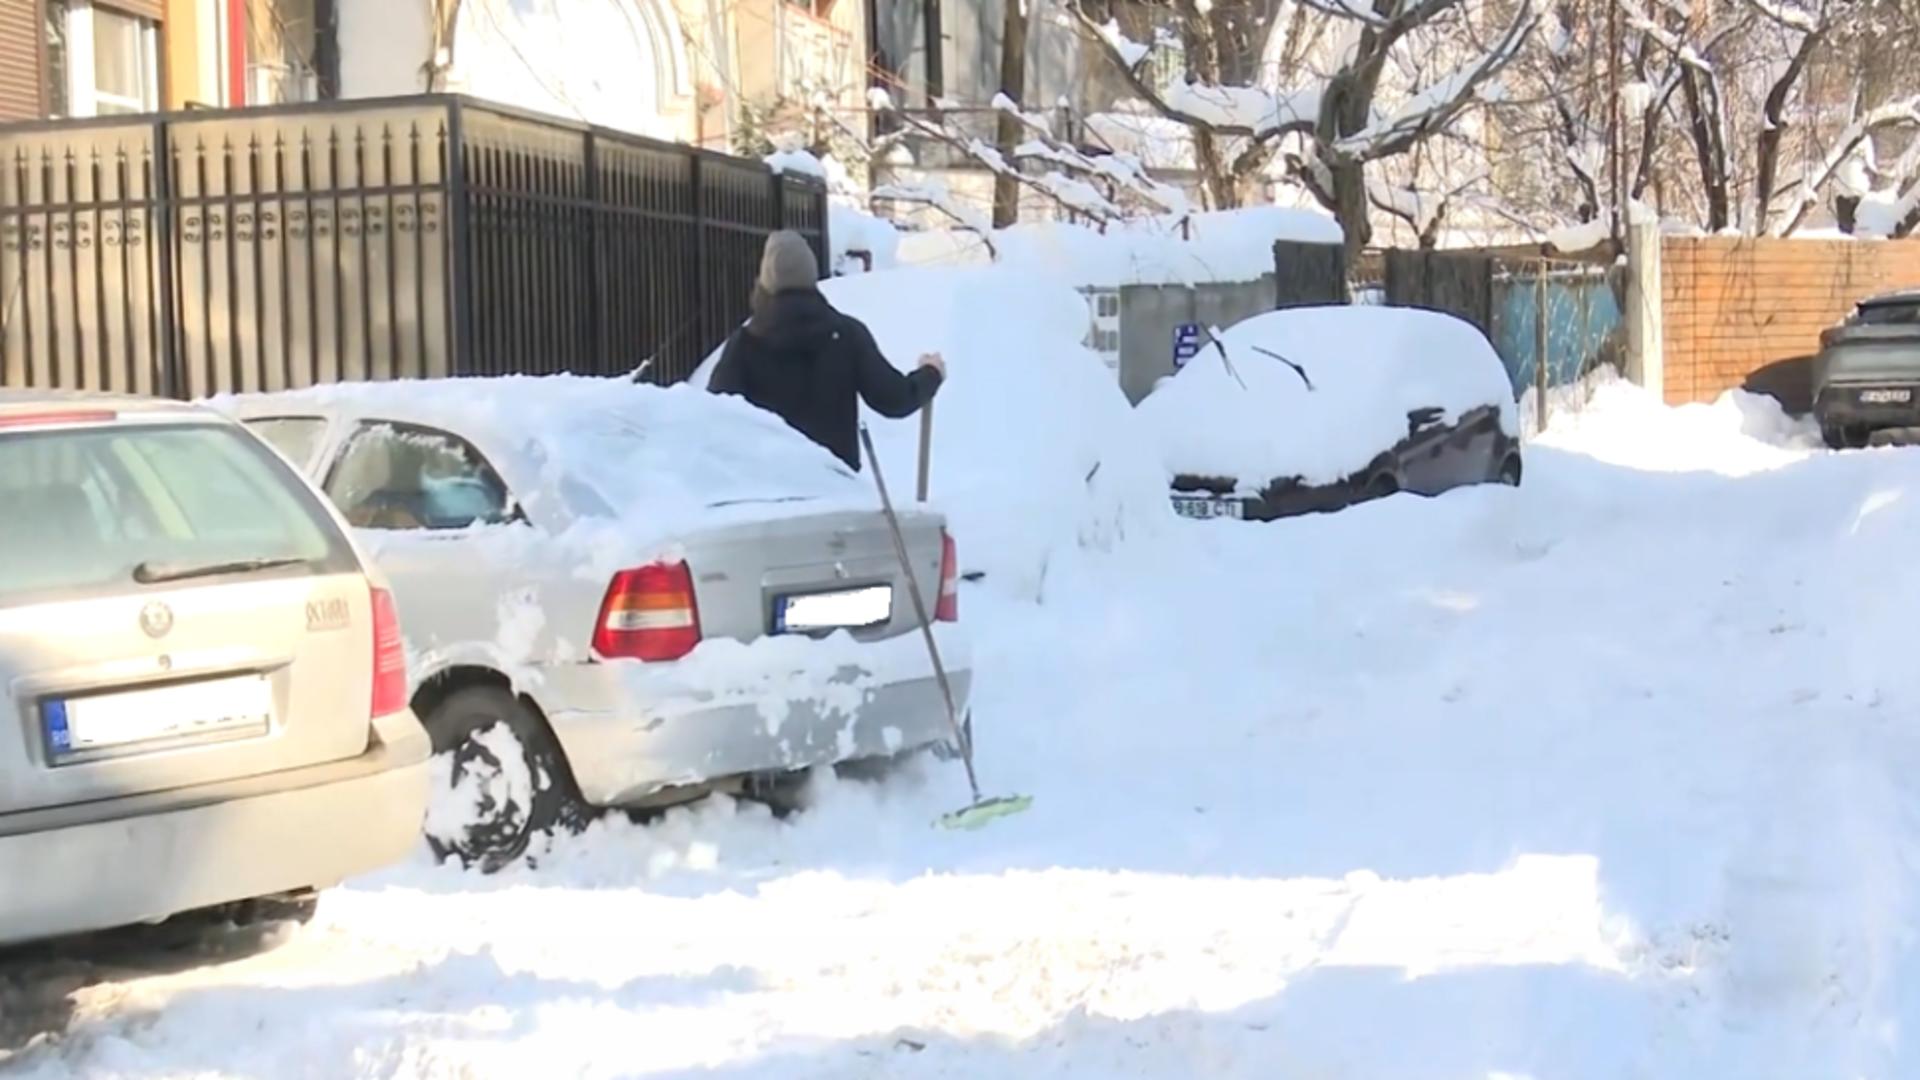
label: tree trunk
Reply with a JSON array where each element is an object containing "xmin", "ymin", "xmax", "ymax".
[
  {"xmin": 1754, "ymin": 33, "xmax": 1820, "ymax": 234},
  {"xmin": 1328, "ymin": 154, "xmax": 1371, "ymax": 258},
  {"xmin": 1194, "ymin": 128, "xmax": 1238, "ymax": 210},
  {"xmin": 1680, "ymin": 70, "xmax": 1730, "ymax": 231},
  {"xmin": 991, "ymin": 0, "xmax": 1029, "ymax": 228}
]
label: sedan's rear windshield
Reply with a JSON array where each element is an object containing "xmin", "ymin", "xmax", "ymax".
[
  {"xmin": 1855, "ymin": 302, "xmax": 1920, "ymax": 325},
  {"xmin": 0, "ymin": 421, "xmax": 357, "ymax": 605}
]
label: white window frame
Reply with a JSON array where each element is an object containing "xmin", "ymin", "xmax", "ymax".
[{"xmin": 61, "ymin": 1, "xmax": 162, "ymax": 118}]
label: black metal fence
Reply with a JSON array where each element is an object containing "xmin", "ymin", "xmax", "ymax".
[{"xmin": 0, "ymin": 95, "xmax": 829, "ymax": 397}]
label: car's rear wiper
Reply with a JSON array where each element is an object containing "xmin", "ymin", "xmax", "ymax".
[{"xmin": 133, "ymin": 556, "xmax": 305, "ymax": 585}]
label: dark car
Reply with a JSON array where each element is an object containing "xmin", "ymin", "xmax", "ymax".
[
  {"xmin": 1136, "ymin": 306, "xmax": 1523, "ymax": 523},
  {"xmin": 1814, "ymin": 290, "xmax": 1920, "ymax": 448}
]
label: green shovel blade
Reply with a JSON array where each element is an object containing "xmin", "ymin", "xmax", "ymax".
[{"xmin": 936, "ymin": 794, "xmax": 1034, "ymax": 831}]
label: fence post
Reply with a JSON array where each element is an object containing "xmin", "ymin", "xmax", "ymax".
[
  {"xmin": 445, "ymin": 100, "xmax": 473, "ymax": 376},
  {"xmin": 1625, "ymin": 218, "xmax": 1664, "ymax": 403},
  {"xmin": 152, "ymin": 117, "xmax": 180, "ymax": 398},
  {"xmin": 1534, "ymin": 258, "xmax": 1549, "ymax": 433},
  {"xmin": 584, "ymin": 127, "xmax": 605, "ymax": 373}
]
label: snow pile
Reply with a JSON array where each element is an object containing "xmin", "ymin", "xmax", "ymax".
[
  {"xmin": 1533, "ymin": 372, "xmax": 1823, "ymax": 474},
  {"xmin": 828, "ymin": 202, "xmax": 901, "ymax": 274},
  {"xmin": 896, "ymin": 207, "xmax": 1343, "ymax": 287},
  {"xmin": 1135, "ymin": 305, "xmax": 1518, "ymax": 485},
  {"xmin": 693, "ymin": 266, "xmax": 1171, "ymax": 598},
  {"xmin": 763, "ymin": 147, "xmax": 827, "ymax": 181}
]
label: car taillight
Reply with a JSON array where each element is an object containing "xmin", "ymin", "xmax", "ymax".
[
  {"xmin": 370, "ymin": 586, "xmax": 409, "ymax": 717},
  {"xmin": 594, "ymin": 561, "xmax": 702, "ymax": 661},
  {"xmin": 936, "ymin": 531, "xmax": 959, "ymax": 623},
  {"xmin": 0, "ymin": 409, "xmax": 116, "ymax": 429}
]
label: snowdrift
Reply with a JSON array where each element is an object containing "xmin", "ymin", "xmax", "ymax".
[{"xmin": 1135, "ymin": 305, "xmax": 1518, "ymax": 487}]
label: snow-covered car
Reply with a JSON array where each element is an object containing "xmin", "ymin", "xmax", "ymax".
[
  {"xmin": 1135, "ymin": 306, "xmax": 1522, "ymax": 521},
  {"xmin": 0, "ymin": 392, "xmax": 430, "ymax": 946},
  {"xmin": 215, "ymin": 377, "xmax": 968, "ymax": 871}
]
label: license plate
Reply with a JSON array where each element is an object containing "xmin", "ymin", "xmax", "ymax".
[
  {"xmin": 1171, "ymin": 494, "xmax": 1246, "ymax": 521},
  {"xmin": 775, "ymin": 585, "xmax": 894, "ymax": 633},
  {"xmin": 43, "ymin": 674, "xmax": 273, "ymax": 762},
  {"xmin": 1859, "ymin": 388, "xmax": 1914, "ymax": 404}
]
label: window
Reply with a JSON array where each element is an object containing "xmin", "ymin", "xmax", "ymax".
[
  {"xmin": 44, "ymin": 1, "xmax": 70, "ymax": 118},
  {"xmin": 0, "ymin": 422, "xmax": 354, "ymax": 604},
  {"xmin": 323, "ymin": 422, "xmax": 515, "ymax": 532},
  {"xmin": 245, "ymin": 416, "xmax": 330, "ymax": 471},
  {"xmin": 1856, "ymin": 302, "xmax": 1920, "ymax": 326},
  {"xmin": 44, "ymin": 1, "xmax": 160, "ymax": 119},
  {"xmin": 90, "ymin": 6, "xmax": 155, "ymax": 115}
]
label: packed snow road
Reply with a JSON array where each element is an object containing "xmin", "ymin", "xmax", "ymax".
[{"xmin": 8, "ymin": 386, "xmax": 1920, "ymax": 1079}]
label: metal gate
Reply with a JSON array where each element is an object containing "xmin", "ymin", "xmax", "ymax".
[
  {"xmin": 0, "ymin": 95, "xmax": 829, "ymax": 398},
  {"xmin": 1273, "ymin": 240, "xmax": 1347, "ymax": 308}
]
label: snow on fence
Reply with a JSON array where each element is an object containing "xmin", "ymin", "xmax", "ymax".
[{"xmin": 0, "ymin": 95, "xmax": 828, "ymax": 397}]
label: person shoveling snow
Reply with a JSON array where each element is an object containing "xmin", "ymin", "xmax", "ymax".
[{"xmin": 709, "ymin": 230, "xmax": 946, "ymax": 470}]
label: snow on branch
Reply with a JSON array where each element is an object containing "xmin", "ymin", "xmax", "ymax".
[
  {"xmin": 1336, "ymin": 1, "xmax": 1538, "ymax": 161},
  {"xmin": 871, "ymin": 181, "xmax": 997, "ymax": 254},
  {"xmin": 1618, "ymin": 0, "xmax": 1721, "ymax": 73},
  {"xmin": 1745, "ymin": 0, "xmax": 1821, "ymax": 34},
  {"xmin": 1095, "ymin": 19, "xmax": 1152, "ymax": 69},
  {"xmin": 1777, "ymin": 94, "xmax": 1920, "ymax": 235}
]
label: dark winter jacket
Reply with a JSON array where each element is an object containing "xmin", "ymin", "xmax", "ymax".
[{"xmin": 708, "ymin": 288, "xmax": 942, "ymax": 471}]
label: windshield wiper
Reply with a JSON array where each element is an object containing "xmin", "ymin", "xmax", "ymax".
[
  {"xmin": 133, "ymin": 556, "xmax": 305, "ymax": 585},
  {"xmin": 1251, "ymin": 345, "xmax": 1314, "ymax": 390}
]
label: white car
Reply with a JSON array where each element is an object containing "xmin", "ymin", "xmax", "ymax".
[{"xmin": 216, "ymin": 376, "xmax": 968, "ymax": 870}]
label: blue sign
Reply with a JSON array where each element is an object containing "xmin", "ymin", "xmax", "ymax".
[{"xmin": 1172, "ymin": 323, "xmax": 1202, "ymax": 368}]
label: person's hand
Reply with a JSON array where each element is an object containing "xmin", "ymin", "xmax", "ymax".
[{"xmin": 918, "ymin": 352, "xmax": 947, "ymax": 379}]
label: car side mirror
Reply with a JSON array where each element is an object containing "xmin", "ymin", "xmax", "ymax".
[{"xmin": 1408, "ymin": 406, "xmax": 1444, "ymax": 435}]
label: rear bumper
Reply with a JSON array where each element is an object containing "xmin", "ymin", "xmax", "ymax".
[
  {"xmin": 0, "ymin": 712, "xmax": 430, "ymax": 947},
  {"xmin": 1814, "ymin": 381, "xmax": 1920, "ymax": 429},
  {"xmin": 539, "ymin": 626, "xmax": 971, "ymax": 806}
]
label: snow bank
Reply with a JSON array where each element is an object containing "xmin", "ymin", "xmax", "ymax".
[
  {"xmin": 1533, "ymin": 371, "xmax": 1823, "ymax": 475},
  {"xmin": 1134, "ymin": 305, "xmax": 1518, "ymax": 486},
  {"xmin": 692, "ymin": 266, "xmax": 1172, "ymax": 598},
  {"xmin": 827, "ymin": 201, "xmax": 901, "ymax": 274},
  {"xmin": 896, "ymin": 207, "xmax": 1343, "ymax": 287}
]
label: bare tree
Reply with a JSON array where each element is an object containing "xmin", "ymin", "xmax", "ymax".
[{"xmin": 1067, "ymin": 0, "xmax": 1538, "ymax": 253}]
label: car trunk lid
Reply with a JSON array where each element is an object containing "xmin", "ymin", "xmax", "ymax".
[{"xmin": 0, "ymin": 417, "xmax": 374, "ymax": 815}]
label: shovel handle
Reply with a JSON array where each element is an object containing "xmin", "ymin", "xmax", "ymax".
[{"xmin": 916, "ymin": 400, "xmax": 934, "ymax": 503}]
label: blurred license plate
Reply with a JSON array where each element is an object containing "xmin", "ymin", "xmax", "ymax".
[
  {"xmin": 776, "ymin": 585, "xmax": 893, "ymax": 633},
  {"xmin": 1859, "ymin": 388, "xmax": 1913, "ymax": 404},
  {"xmin": 1172, "ymin": 495, "xmax": 1245, "ymax": 521},
  {"xmin": 43, "ymin": 674, "xmax": 272, "ymax": 760}
]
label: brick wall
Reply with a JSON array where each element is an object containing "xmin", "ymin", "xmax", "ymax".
[{"xmin": 1661, "ymin": 237, "xmax": 1920, "ymax": 404}]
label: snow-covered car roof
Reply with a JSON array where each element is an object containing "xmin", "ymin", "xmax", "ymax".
[
  {"xmin": 1134, "ymin": 305, "xmax": 1518, "ymax": 487},
  {"xmin": 214, "ymin": 375, "xmax": 867, "ymax": 541}
]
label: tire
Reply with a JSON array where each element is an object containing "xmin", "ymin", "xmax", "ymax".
[
  {"xmin": 1497, "ymin": 455, "xmax": 1523, "ymax": 487},
  {"xmin": 1364, "ymin": 470, "xmax": 1401, "ymax": 501},
  {"xmin": 421, "ymin": 685, "xmax": 589, "ymax": 873},
  {"xmin": 1822, "ymin": 422, "xmax": 1847, "ymax": 450}
]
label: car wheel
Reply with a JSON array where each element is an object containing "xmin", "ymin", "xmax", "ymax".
[
  {"xmin": 422, "ymin": 686, "xmax": 589, "ymax": 873},
  {"xmin": 1822, "ymin": 422, "xmax": 1847, "ymax": 450},
  {"xmin": 1365, "ymin": 470, "xmax": 1401, "ymax": 501},
  {"xmin": 1497, "ymin": 455, "xmax": 1523, "ymax": 487}
]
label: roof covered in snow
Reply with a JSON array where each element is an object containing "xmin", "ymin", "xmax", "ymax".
[{"xmin": 1134, "ymin": 305, "xmax": 1518, "ymax": 486}]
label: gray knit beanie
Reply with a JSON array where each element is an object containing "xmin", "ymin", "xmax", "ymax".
[{"xmin": 757, "ymin": 230, "xmax": 819, "ymax": 293}]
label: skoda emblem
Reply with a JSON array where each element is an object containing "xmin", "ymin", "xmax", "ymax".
[{"xmin": 139, "ymin": 602, "xmax": 174, "ymax": 639}]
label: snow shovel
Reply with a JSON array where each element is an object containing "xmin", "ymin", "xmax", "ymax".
[{"xmin": 860, "ymin": 422, "xmax": 1032, "ymax": 831}]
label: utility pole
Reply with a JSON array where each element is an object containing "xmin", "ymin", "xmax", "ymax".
[{"xmin": 991, "ymin": 0, "xmax": 1029, "ymax": 228}]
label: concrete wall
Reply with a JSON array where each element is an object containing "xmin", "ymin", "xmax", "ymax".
[
  {"xmin": 1661, "ymin": 236, "xmax": 1920, "ymax": 405},
  {"xmin": 1116, "ymin": 278, "xmax": 1275, "ymax": 404}
]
